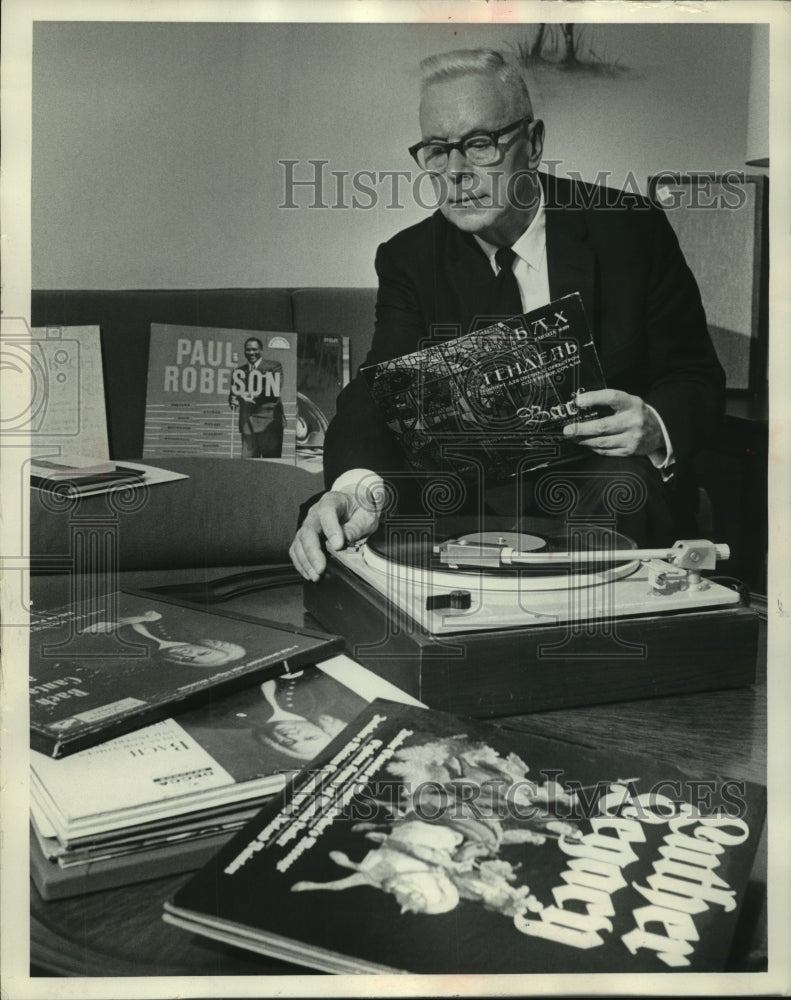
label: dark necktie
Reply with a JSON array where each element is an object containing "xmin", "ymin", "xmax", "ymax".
[{"xmin": 492, "ymin": 246, "xmax": 523, "ymax": 319}]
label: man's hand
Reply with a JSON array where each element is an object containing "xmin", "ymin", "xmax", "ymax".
[
  {"xmin": 289, "ymin": 489, "xmax": 381, "ymax": 582},
  {"xmin": 563, "ymin": 389, "xmax": 664, "ymax": 457}
]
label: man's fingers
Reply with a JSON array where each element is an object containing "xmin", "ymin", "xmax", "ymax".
[
  {"xmin": 289, "ymin": 531, "xmax": 326, "ymax": 582},
  {"xmin": 564, "ymin": 413, "xmax": 634, "ymax": 438},
  {"xmin": 575, "ymin": 388, "xmax": 632, "ymax": 411},
  {"xmin": 317, "ymin": 499, "xmax": 349, "ymax": 551},
  {"xmin": 573, "ymin": 435, "xmax": 627, "ymax": 451},
  {"xmin": 289, "ymin": 493, "xmax": 354, "ymax": 581},
  {"xmin": 288, "ymin": 543, "xmax": 309, "ymax": 580}
]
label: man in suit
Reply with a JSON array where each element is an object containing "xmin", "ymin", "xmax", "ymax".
[
  {"xmin": 229, "ymin": 336, "xmax": 285, "ymax": 458},
  {"xmin": 290, "ymin": 49, "xmax": 724, "ymax": 580}
]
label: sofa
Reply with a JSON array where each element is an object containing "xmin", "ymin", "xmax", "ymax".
[
  {"xmin": 29, "ymin": 286, "xmax": 766, "ymax": 590},
  {"xmin": 30, "ymin": 288, "xmax": 377, "ymax": 570}
]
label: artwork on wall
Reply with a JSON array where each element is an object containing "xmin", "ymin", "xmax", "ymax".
[{"xmin": 510, "ymin": 24, "xmax": 631, "ymax": 77}]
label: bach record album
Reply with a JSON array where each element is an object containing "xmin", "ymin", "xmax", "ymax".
[
  {"xmin": 29, "ymin": 591, "xmax": 343, "ymax": 758},
  {"xmin": 361, "ymin": 292, "xmax": 607, "ymax": 479}
]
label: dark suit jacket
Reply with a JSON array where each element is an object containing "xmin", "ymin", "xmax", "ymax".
[{"xmin": 323, "ymin": 172, "xmax": 725, "ymax": 490}]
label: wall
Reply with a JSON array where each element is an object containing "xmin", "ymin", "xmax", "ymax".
[{"xmin": 32, "ymin": 21, "xmax": 756, "ymax": 290}]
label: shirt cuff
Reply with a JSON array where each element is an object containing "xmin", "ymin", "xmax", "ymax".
[
  {"xmin": 645, "ymin": 404, "xmax": 675, "ymax": 480},
  {"xmin": 331, "ymin": 468, "xmax": 387, "ymax": 510}
]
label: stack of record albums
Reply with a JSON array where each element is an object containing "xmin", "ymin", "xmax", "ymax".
[{"xmin": 29, "ymin": 589, "xmax": 418, "ymax": 898}]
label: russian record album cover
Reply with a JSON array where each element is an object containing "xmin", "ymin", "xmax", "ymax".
[{"xmin": 361, "ymin": 292, "xmax": 607, "ymax": 479}]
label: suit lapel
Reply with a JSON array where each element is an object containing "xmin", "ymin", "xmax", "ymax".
[
  {"xmin": 442, "ymin": 221, "xmax": 498, "ymax": 333},
  {"xmin": 541, "ymin": 173, "xmax": 599, "ymax": 341}
]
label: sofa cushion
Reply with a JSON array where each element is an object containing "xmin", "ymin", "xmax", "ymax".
[{"xmin": 29, "ymin": 457, "xmax": 319, "ymax": 572}]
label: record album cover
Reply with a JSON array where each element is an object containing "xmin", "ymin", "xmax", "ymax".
[
  {"xmin": 296, "ymin": 332, "xmax": 351, "ymax": 458},
  {"xmin": 29, "ymin": 591, "xmax": 343, "ymax": 758},
  {"xmin": 143, "ymin": 325, "xmax": 298, "ymax": 461},
  {"xmin": 361, "ymin": 293, "xmax": 607, "ymax": 479},
  {"xmin": 165, "ymin": 699, "xmax": 766, "ymax": 975}
]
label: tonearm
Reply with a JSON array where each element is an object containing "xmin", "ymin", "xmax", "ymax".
[{"xmin": 435, "ymin": 539, "xmax": 730, "ymax": 591}]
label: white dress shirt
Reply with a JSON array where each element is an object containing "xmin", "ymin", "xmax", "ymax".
[{"xmin": 473, "ymin": 187, "xmax": 550, "ymax": 313}]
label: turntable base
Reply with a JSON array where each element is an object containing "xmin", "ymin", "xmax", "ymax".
[{"xmin": 304, "ymin": 559, "xmax": 759, "ymax": 717}]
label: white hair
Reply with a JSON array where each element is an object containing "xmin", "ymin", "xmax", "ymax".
[{"xmin": 419, "ymin": 49, "xmax": 534, "ymax": 119}]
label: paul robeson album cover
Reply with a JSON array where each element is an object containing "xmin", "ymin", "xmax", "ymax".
[
  {"xmin": 361, "ymin": 292, "xmax": 607, "ymax": 479},
  {"xmin": 29, "ymin": 591, "xmax": 343, "ymax": 758},
  {"xmin": 164, "ymin": 700, "xmax": 765, "ymax": 975},
  {"xmin": 143, "ymin": 324, "xmax": 298, "ymax": 461}
]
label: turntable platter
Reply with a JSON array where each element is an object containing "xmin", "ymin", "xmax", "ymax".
[
  {"xmin": 364, "ymin": 516, "xmax": 639, "ymax": 591},
  {"xmin": 456, "ymin": 530, "xmax": 547, "ymax": 552}
]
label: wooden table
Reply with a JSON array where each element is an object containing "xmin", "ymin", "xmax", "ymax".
[{"xmin": 29, "ymin": 571, "xmax": 768, "ymax": 977}]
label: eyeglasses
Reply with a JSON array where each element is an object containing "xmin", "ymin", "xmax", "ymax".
[{"xmin": 408, "ymin": 116, "xmax": 533, "ymax": 172}]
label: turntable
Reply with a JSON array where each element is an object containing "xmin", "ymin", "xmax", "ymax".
[{"xmin": 304, "ymin": 517, "xmax": 759, "ymax": 717}]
